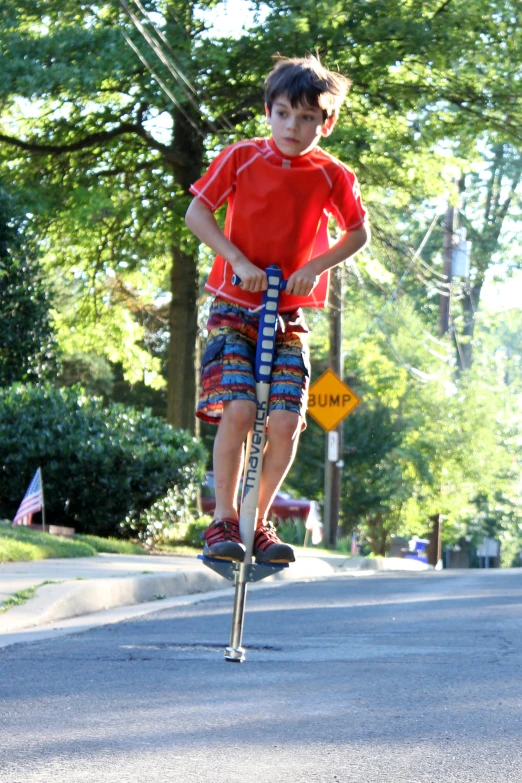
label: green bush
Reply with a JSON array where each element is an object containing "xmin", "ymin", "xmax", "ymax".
[
  {"xmin": 336, "ymin": 537, "xmax": 352, "ymax": 555},
  {"xmin": 0, "ymin": 384, "xmax": 206, "ymax": 538},
  {"xmin": 122, "ymin": 468, "xmax": 211, "ymax": 547},
  {"xmin": 276, "ymin": 519, "xmax": 306, "ymax": 546},
  {"xmin": 183, "ymin": 518, "xmax": 211, "ymax": 548}
]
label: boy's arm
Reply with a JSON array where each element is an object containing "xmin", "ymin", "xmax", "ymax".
[
  {"xmin": 185, "ymin": 198, "xmax": 268, "ymax": 293},
  {"xmin": 285, "ymin": 224, "xmax": 370, "ymax": 298}
]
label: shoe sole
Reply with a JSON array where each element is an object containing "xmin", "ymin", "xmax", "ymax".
[
  {"xmin": 254, "ymin": 556, "xmax": 295, "ymax": 564},
  {"xmin": 203, "ymin": 545, "xmax": 244, "ymax": 563}
]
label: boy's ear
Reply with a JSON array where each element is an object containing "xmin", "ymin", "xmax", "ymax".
[
  {"xmin": 321, "ymin": 115, "xmax": 337, "ymax": 137},
  {"xmin": 265, "ymin": 103, "xmax": 271, "ymax": 121}
]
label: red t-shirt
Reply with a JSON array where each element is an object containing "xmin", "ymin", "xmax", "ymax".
[{"xmin": 189, "ymin": 137, "xmax": 367, "ymax": 311}]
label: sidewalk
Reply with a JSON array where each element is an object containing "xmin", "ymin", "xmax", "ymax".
[{"xmin": 0, "ymin": 550, "xmax": 432, "ymax": 636}]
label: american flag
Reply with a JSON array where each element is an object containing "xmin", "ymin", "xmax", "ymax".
[{"xmin": 12, "ymin": 469, "xmax": 43, "ymax": 526}]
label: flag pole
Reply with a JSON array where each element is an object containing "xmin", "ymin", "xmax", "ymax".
[{"xmin": 39, "ymin": 467, "xmax": 47, "ymax": 533}]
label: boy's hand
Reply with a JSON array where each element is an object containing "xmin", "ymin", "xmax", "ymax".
[
  {"xmin": 230, "ymin": 257, "xmax": 268, "ymax": 293},
  {"xmin": 285, "ymin": 263, "xmax": 320, "ymax": 298}
]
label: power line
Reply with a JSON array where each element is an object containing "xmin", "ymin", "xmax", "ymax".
[
  {"xmin": 118, "ymin": 0, "xmax": 234, "ymax": 138},
  {"xmin": 370, "ymin": 203, "xmax": 451, "ymax": 287},
  {"xmin": 131, "ymin": 0, "xmax": 236, "ymax": 135},
  {"xmin": 118, "ymin": 27, "xmax": 207, "ymax": 139},
  {"xmin": 347, "ymin": 265, "xmax": 452, "ymax": 363},
  {"xmin": 131, "ymin": 0, "xmax": 199, "ymax": 98},
  {"xmin": 119, "ymin": 0, "xmax": 201, "ymax": 113},
  {"xmin": 348, "ymin": 257, "xmax": 448, "ymax": 382},
  {"xmin": 370, "ymin": 224, "xmax": 452, "ymax": 300},
  {"xmin": 345, "ymin": 213, "xmax": 453, "ymax": 360}
]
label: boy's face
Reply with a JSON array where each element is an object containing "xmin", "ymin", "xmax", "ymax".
[{"xmin": 266, "ymin": 96, "xmax": 336, "ymax": 157}]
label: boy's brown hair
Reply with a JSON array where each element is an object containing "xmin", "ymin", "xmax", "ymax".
[{"xmin": 264, "ymin": 55, "xmax": 352, "ymax": 121}]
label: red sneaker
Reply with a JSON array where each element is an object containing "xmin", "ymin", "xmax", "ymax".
[
  {"xmin": 254, "ymin": 521, "xmax": 295, "ymax": 564},
  {"xmin": 203, "ymin": 518, "xmax": 245, "ymax": 562}
]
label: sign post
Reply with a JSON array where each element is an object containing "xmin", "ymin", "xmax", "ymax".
[{"xmin": 307, "ymin": 370, "xmax": 361, "ymax": 547}]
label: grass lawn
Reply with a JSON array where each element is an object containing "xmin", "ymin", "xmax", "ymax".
[
  {"xmin": 73, "ymin": 534, "xmax": 147, "ymax": 556},
  {"xmin": 0, "ymin": 522, "xmax": 146, "ymax": 562},
  {"xmin": 0, "ymin": 521, "xmax": 343, "ymax": 563},
  {"xmin": 153, "ymin": 542, "xmax": 203, "ymax": 557}
]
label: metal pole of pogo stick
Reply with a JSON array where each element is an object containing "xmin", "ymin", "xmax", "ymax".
[{"xmin": 225, "ymin": 265, "xmax": 285, "ymax": 663}]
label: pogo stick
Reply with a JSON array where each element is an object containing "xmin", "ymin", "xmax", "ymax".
[{"xmin": 199, "ymin": 264, "xmax": 289, "ymax": 662}]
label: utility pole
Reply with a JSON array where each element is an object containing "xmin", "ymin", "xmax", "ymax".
[
  {"xmin": 439, "ymin": 201, "xmax": 455, "ymax": 337},
  {"xmin": 323, "ymin": 264, "xmax": 344, "ymax": 548}
]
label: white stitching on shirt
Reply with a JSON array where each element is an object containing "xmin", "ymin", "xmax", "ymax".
[
  {"xmin": 237, "ymin": 153, "xmax": 263, "ymax": 174},
  {"xmin": 196, "ymin": 140, "xmax": 260, "ymax": 208}
]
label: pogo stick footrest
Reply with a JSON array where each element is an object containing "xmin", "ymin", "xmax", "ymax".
[{"xmin": 198, "ymin": 555, "xmax": 288, "ymax": 583}]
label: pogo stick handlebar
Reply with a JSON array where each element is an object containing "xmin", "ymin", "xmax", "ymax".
[{"xmin": 231, "ymin": 265, "xmax": 287, "ymax": 383}]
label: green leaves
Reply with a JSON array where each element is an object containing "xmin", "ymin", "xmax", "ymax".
[
  {"xmin": 0, "ymin": 186, "xmax": 58, "ymax": 385},
  {"xmin": 0, "ymin": 384, "xmax": 206, "ymax": 537}
]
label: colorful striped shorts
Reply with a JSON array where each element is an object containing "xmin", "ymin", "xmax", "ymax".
[{"xmin": 197, "ymin": 297, "xmax": 310, "ymax": 426}]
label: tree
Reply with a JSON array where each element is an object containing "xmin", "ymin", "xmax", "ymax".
[
  {"xmin": 0, "ymin": 186, "xmax": 57, "ymax": 385},
  {"xmin": 285, "ymin": 274, "xmax": 522, "ymax": 560},
  {"xmin": 454, "ymin": 142, "xmax": 522, "ymax": 369},
  {"xmin": 0, "ymin": 1, "xmax": 249, "ymax": 430}
]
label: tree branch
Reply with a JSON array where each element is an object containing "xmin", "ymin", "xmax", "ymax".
[
  {"xmin": 0, "ymin": 122, "xmax": 184, "ymax": 167},
  {"xmin": 431, "ymin": 0, "xmax": 454, "ymax": 18}
]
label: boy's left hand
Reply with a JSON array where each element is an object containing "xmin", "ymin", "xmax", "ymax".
[{"xmin": 285, "ymin": 264, "xmax": 319, "ymax": 298}]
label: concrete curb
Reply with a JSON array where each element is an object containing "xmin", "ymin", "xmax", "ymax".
[
  {"xmin": 336, "ymin": 556, "xmax": 434, "ymax": 572},
  {"xmin": 0, "ymin": 570, "xmax": 224, "ymax": 633},
  {"xmin": 0, "ymin": 555, "xmax": 432, "ymax": 633}
]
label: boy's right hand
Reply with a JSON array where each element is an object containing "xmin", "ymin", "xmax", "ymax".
[{"xmin": 230, "ymin": 257, "xmax": 268, "ymax": 293}]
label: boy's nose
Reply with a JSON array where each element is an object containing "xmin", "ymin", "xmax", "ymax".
[{"xmin": 286, "ymin": 114, "xmax": 298, "ymax": 130}]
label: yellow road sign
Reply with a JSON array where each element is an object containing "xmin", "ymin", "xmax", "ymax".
[{"xmin": 307, "ymin": 369, "xmax": 361, "ymax": 431}]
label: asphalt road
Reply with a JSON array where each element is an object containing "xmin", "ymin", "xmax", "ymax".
[{"xmin": 1, "ymin": 569, "xmax": 522, "ymax": 783}]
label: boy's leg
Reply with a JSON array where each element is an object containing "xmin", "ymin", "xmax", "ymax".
[
  {"xmin": 253, "ymin": 409, "xmax": 301, "ymax": 563},
  {"xmin": 257, "ymin": 409, "xmax": 301, "ymax": 519},
  {"xmin": 203, "ymin": 399, "xmax": 256, "ymax": 562},
  {"xmin": 213, "ymin": 399, "xmax": 257, "ymax": 520}
]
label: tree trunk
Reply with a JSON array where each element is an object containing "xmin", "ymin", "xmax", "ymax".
[
  {"xmin": 166, "ymin": 105, "xmax": 205, "ymax": 433},
  {"xmin": 366, "ymin": 510, "xmax": 388, "ymax": 556},
  {"xmin": 167, "ymin": 244, "xmax": 199, "ymax": 431},
  {"xmin": 426, "ymin": 514, "xmax": 439, "ymax": 566}
]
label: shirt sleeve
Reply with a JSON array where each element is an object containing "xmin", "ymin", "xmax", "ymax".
[
  {"xmin": 189, "ymin": 144, "xmax": 238, "ymax": 212},
  {"xmin": 325, "ymin": 166, "xmax": 368, "ymax": 232}
]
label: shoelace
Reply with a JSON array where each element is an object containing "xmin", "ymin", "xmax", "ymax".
[
  {"xmin": 255, "ymin": 522, "xmax": 281, "ymax": 546},
  {"xmin": 207, "ymin": 519, "xmax": 241, "ymax": 543}
]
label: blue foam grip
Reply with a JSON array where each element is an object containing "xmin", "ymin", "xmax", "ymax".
[{"xmin": 231, "ymin": 265, "xmax": 286, "ymax": 383}]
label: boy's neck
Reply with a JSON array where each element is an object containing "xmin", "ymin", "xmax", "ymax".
[{"xmin": 268, "ymin": 135, "xmax": 321, "ymax": 160}]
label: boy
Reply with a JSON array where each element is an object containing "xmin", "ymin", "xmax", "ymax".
[{"xmin": 185, "ymin": 55, "xmax": 369, "ymax": 565}]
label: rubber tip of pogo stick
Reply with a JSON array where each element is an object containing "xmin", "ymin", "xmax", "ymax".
[{"xmin": 225, "ymin": 646, "xmax": 246, "ymax": 663}]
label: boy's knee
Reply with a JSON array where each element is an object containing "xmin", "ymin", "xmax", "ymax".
[
  {"xmin": 222, "ymin": 400, "xmax": 257, "ymax": 433},
  {"xmin": 267, "ymin": 410, "xmax": 301, "ymax": 443}
]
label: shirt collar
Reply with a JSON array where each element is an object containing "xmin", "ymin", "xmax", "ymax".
[{"xmin": 267, "ymin": 136, "xmax": 316, "ymax": 165}]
